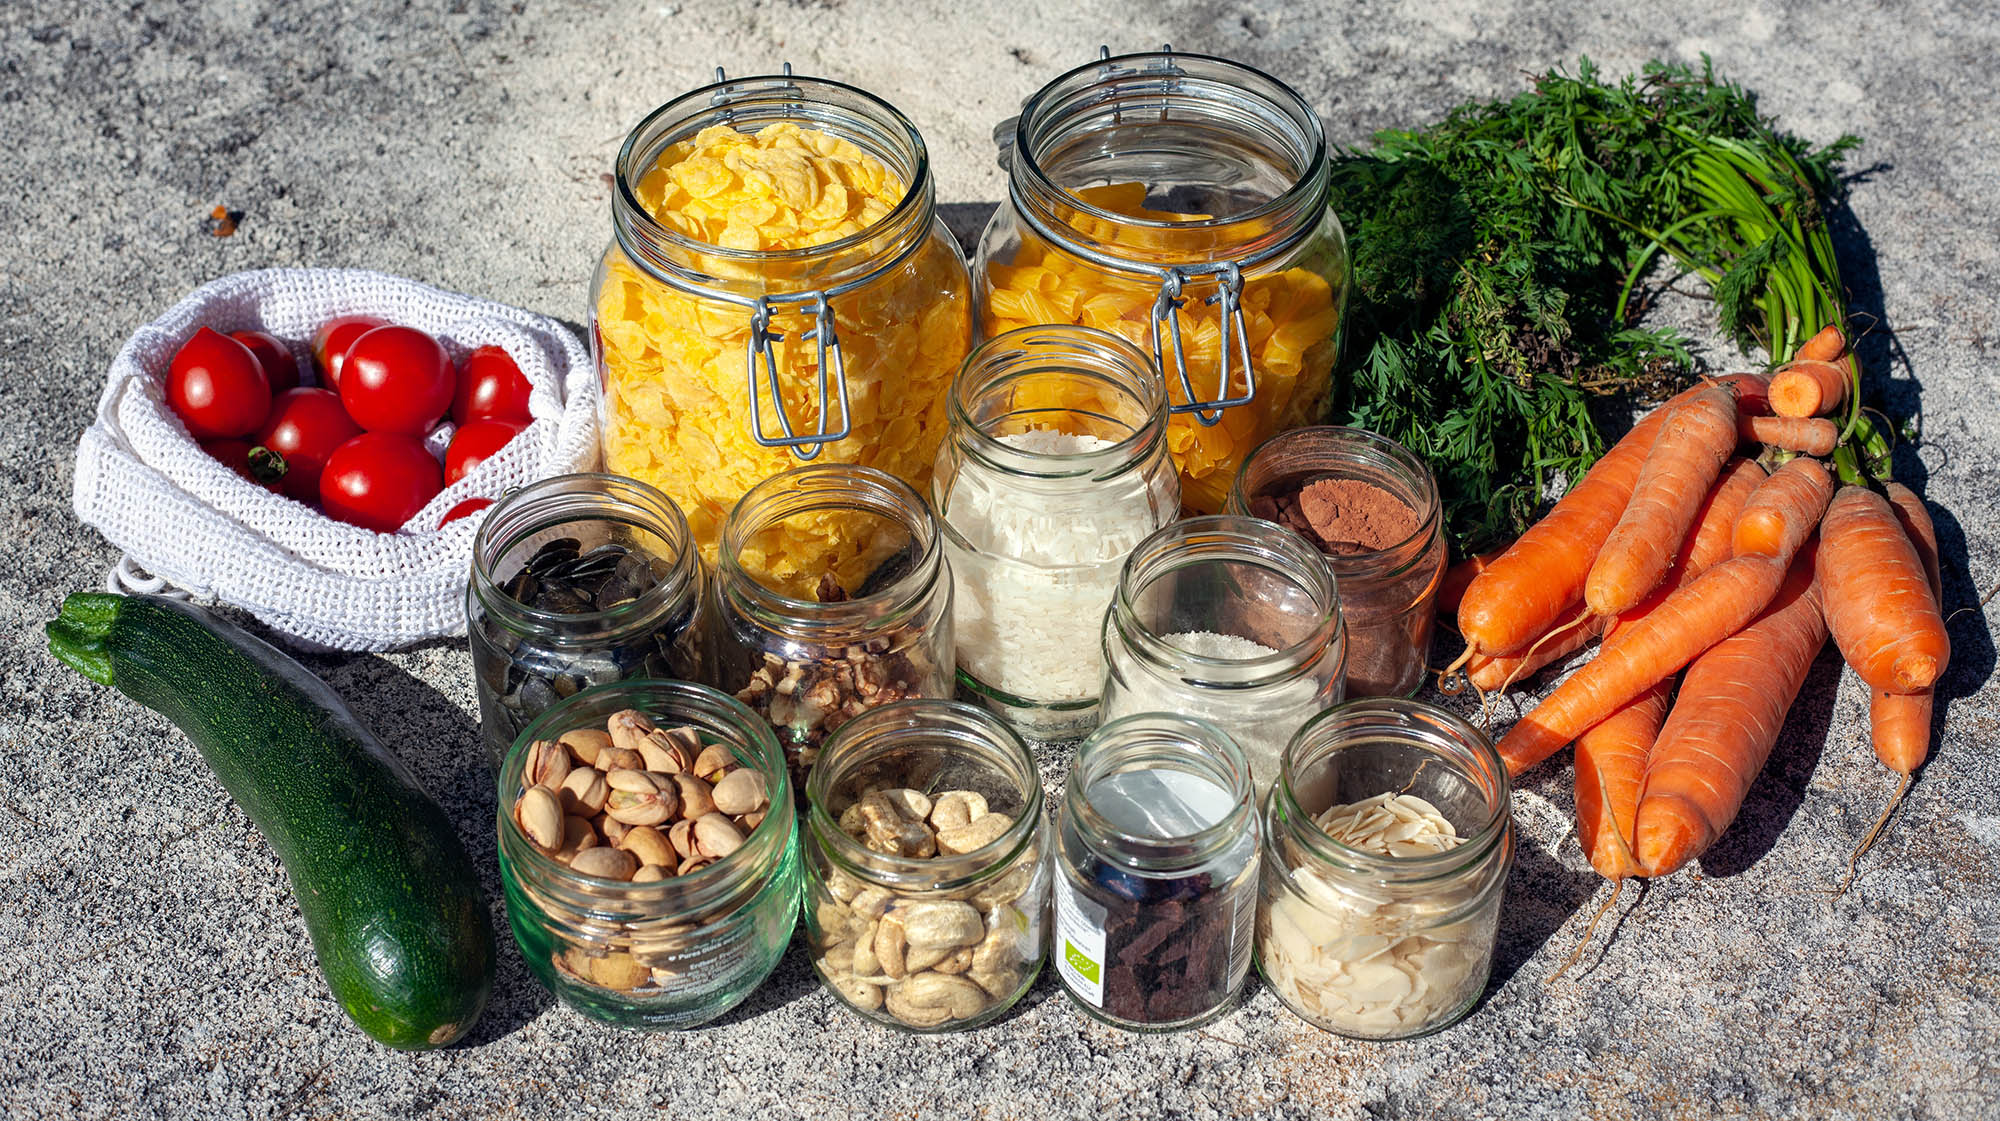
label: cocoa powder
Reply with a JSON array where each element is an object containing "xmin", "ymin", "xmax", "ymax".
[{"xmin": 1250, "ymin": 477, "xmax": 1417, "ymax": 556}]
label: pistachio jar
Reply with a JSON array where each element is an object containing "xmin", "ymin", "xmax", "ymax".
[
  {"xmin": 802, "ymin": 700, "xmax": 1049, "ymax": 1031},
  {"xmin": 497, "ymin": 680, "xmax": 798, "ymax": 1029}
]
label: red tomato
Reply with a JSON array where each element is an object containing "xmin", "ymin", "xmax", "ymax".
[
  {"xmin": 444, "ymin": 418, "xmax": 527, "ymax": 486},
  {"xmin": 439, "ymin": 497, "xmax": 494, "ymax": 526},
  {"xmin": 311, "ymin": 315, "xmax": 389, "ymax": 390},
  {"xmin": 339, "ymin": 326, "xmax": 455, "ymax": 434},
  {"xmin": 253, "ymin": 388, "xmax": 362, "ymax": 502},
  {"xmin": 200, "ymin": 439, "xmax": 284, "ymax": 493},
  {"xmin": 451, "ymin": 345, "xmax": 533, "ymax": 425},
  {"xmin": 319, "ymin": 433, "xmax": 443, "ymax": 533},
  {"xmin": 229, "ymin": 330, "xmax": 301, "ymax": 395},
  {"xmin": 168, "ymin": 327, "xmax": 270, "ymax": 439}
]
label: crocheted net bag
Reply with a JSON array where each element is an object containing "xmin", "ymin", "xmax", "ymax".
[{"xmin": 72, "ymin": 268, "xmax": 599, "ymax": 650}]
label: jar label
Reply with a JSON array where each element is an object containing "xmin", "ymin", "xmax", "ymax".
[{"xmin": 1053, "ymin": 875, "xmax": 1108, "ymax": 1007}]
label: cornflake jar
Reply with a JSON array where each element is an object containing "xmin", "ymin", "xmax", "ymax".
[
  {"xmin": 803, "ymin": 700, "xmax": 1049, "ymax": 1031},
  {"xmin": 1228, "ymin": 426, "xmax": 1447, "ymax": 698},
  {"xmin": 468, "ymin": 474, "xmax": 707, "ymax": 766},
  {"xmin": 496, "ymin": 680, "xmax": 799, "ymax": 1029},
  {"xmin": 1053, "ymin": 713, "xmax": 1260, "ymax": 1031},
  {"xmin": 976, "ymin": 48, "xmax": 1349, "ymax": 514},
  {"xmin": 1099, "ymin": 514, "xmax": 1346, "ymax": 795},
  {"xmin": 716, "ymin": 464, "xmax": 954, "ymax": 785},
  {"xmin": 1259, "ymin": 699, "xmax": 1512, "ymax": 1040},
  {"xmin": 932, "ymin": 325, "xmax": 1180, "ymax": 739},
  {"xmin": 593, "ymin": 70, "xmax": 974, "ymax": 567}
]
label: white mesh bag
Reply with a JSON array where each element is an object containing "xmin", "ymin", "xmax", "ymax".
[{"xmin": 72, "ymin": 268, "xmax": 600, "ymax": 650}]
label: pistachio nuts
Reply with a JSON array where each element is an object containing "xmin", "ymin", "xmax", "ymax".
[
  {"xmin": 811, "ymin": 785, "xmax": 1045, "ymax": 1030},
  {"xmin": 513, "ymin": 707, "xmax": 778, "ymax": 996}
]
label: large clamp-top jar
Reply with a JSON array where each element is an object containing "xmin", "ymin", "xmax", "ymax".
[
  {"xmin": 593, "ymin": 67, "xmax": 974, "ymax": 568},
  {"xmin": 975, "ymin": 48, "xmax": 1349, "ymax": 514}
]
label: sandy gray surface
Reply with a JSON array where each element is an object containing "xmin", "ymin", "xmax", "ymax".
[{"xmin": 3, "ymin": 1, "xmax": 1997, "ymax": 1118}]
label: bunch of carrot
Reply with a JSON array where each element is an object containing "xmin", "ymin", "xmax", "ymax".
[{"xmin": 1443, "ymin": 325, "xmax": 1951, "ymax": 891}]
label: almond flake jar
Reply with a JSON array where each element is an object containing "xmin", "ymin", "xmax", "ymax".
[
  {"xmin": 976, "ymin": 48, "xmax": 1349, "ymax": 514},
  {"xmin": 593, "ymin": 68, "xmax": 974, "ymax": 570}
]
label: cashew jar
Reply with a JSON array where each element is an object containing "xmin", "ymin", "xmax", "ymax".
[
  {"xmin": 497, "ymin": 680, "xmax": 798, "ymax": 1030},
  {"xmin": 1257, "ymin": 699, "xmax": 1512, "ymax": 1040},
  {"xmin": 802, "ymin": 700, "xmax": 1048, "ymax": 1031}
]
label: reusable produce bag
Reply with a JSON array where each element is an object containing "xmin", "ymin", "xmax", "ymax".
[{"xmin": 72, "ymin": 268, "xmax": 599, "ymax": 650}]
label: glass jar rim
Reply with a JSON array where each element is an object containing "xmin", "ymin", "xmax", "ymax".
[
  {"xmin": 946, "ymin": 324, "xmax": 1170, "ymax": 479},
  {"xmin": 1010, "ymin": 49, "xmax": 1329, "ymax": 237},
  {"xmin": 805, "ymin": 699, "xmax": 1044, "ymax": 889},
  {"xmin": 718, "ymin": 463, "xmax": 945, "ymax": 626},
  {"xmin": 612, "ymin": 71, "xmax": 933, "ymax": 269},
  {"xmin": 1230, "ymin": 425, "xmax": 1445, "ymax": 568},
  {"xmin": 1063, "ymin": 712, "xmax": 1256, "ymax": 870},
  {"xmin": 1273, "ymin": 697, "xmax": 1511, "ymax": 879},
  {"xmin": 1110, "ymin": 514, "xmax": 1344, "ymax": 680},
  {"xmin": 497, "ymin": 679, "xmax": 794, "ymax": 902},
  {"xmin": 469, "ymin": 472, "xmax": 700, "ymax": 639}
]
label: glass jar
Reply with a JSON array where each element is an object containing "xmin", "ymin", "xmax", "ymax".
[
  {"xmin": 975, "ymin": 48, "xmax": 1349, "ymax": 515},
  {"xmin": 715, "ymin": 463, "xmax": 954, "ymax": 785},
  {"xmin": 1258, "ymin": 698, "xmax": 1512, "ymax": 1040},
  {"xmin": 496, "ymin": 680, "xmax": 798, "ymax": 1029},
  {"xmin": 1053, "ymin": 713, "xmax": 1261, "ymax": 1031},
  {"xmin": 932, "ymin": 325, "xmax": 1180, "ymax": 740},
  {"xmin": 593, "ymin": 69, "xmax": 974, "ymax": 567},
  {"xmin": 468, "ymin": 473, "xmax": 708, "ymax": 766},
  {"xmin": 1228, "ymin": 426, "xmax": 1446, "ymax": 698},
  {"xmin": 801, "ymin": 700, "xmax": 1049, "ymax": 1031},
  {"xmin": 1098, "ymin": 514, "xmax": 1346, "ymax": 796}
]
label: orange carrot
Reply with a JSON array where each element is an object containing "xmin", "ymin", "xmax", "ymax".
[
  {"xmin": 1439, "ymin": 548, "xmax": 1507, "ymax": 618},
  {"xmin": 1768, "ymin": 360, "xmax": 1849, "ymax": 418},
  {"xmin": 1496, "ymin": 552, "xmax": 1789, "ymax": 776},
  {"xmin": 1717, "ymin": 372, "xmax": 1771, "ymax": 416},
  {"xmin": 1633, "ymin": 548, "xmax": 1826, "ymax": 875},
  {"xmin": 1575, "ymin": 683, "xmax": 1671, "ymax": 879},
  {"xmin": 1731, "ymin": 457, "xmax": 1833, "ymax": 562},
  {"xmin": 1869, "ymin": 483, "xmax": 1943, "ymax": 774},
  {"xmin": 1586, "ymin": 386, "xmax": 1739, "ymax": 615},
  {"xmin": 1817, "ymin": 486, "xmax": 1950, "ymax": 693},
  {"xmin": 1740, "ymin": 415, "xmax": 1838, "ymax": 456},
  {"xmin": 1467, "ymin": 613, "xmax": 1608, "ymax": 692},
  {"xmin": 1794, "ymin": 324, "xmax": 1846, "ymax": 364},
  {"xmin": 1606, "ymin": 457, "xmax": 1765, "ymax": 639}
]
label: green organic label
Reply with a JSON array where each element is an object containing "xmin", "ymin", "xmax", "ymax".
[{"xmin": 1064, "ymin": 939, "xmax": 1100, "ymax": 984}]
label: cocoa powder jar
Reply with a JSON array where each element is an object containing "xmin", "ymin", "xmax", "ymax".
[{"xmin": 1228, "ymin": 427, "xmax": 1446, "ymax": 697}]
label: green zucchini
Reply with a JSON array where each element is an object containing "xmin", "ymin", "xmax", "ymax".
[{"xmin": 47, "ymin": 593, "xmax": 494, "ymax": 1049}]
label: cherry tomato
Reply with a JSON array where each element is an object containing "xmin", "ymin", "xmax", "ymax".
[
  {"xmin": 229, "ymin": 330, "xmax": 301, "ymax": 395},
  {"xmin": 200, "ymin": 439, "xmax": 284, "ymax": 493},
  {"xmin": 319, "ymin": 433, "xmax": 443, "ymax": 533},
  {"xmin": 168, "ymin": 327, "xmax": 270, "ymax": 439},
  {"xmin": 339, "ymin": 325, "xmax": 455, "ymax": 435},
  {"xmin": 444, "ymin": 418, "xmax": 527, "ymax": 486},
  {"xmin": 253, "ymin": 388, "xmax": 362, "ymax": 502},
  {"xmin": 450, "ymin": 345, "xmax": 533, "ymax": 425},
  {"xmin": 311, "ymin": 315, "xmax": 389, "ymax": 390},
  {"xmin": 439, "ymin": 497, "xmax": 494, "ymax": 527}
]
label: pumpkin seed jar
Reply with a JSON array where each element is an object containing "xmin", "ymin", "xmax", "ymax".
[
  {"xmin": 975, "ymin": 49, "xmax": 1349, "ymax": 514},
  {"xmin": 593, "ymin": 70, "xmax": 973, "ymax": 573}
]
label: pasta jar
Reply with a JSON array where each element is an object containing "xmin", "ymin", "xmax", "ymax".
[
  {"xmin": 1228, "ymin": 426, "xmax": 1446, "ymax": 698},
  {"xmin": 802, "ymin": 699, "xmax": 1050, "ymax": 1031},
  {"xmin": 496, "ymin": 680, "xmax": 799, "ymax": 1030},
  {"xmin": 593, "ymin": 69, "xmax": 974, "ymax": 568},
  {"xmin": 1098, "ymin": 514, "xmax": 1346, "ymax": 796},
  {"xmin": 1053, "ymin": 713, "xmax": 1261, "ymax": 1031},
  {"xmin": 932, "ymin": 325, "xmax": 1181, "ymax": 739},
  {"xmin": 976, "ymin": 48, "xmax": 1349, "ymax": 515},
  {"xmin": 468, "ymin": 473, "xmax": 708, "ymax": 766},
  {"xmin": 716, "ymin": 463, "xmax": 954, "ymax": 785},
  {"xmin": 1258, "ymin": 698, "xmax": 1512, "ymax": 1040}
]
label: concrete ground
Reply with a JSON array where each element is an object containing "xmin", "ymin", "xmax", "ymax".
[{"xmin": 2, "ymin": 1, "xmax": 1997, "ymax": 1118}]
